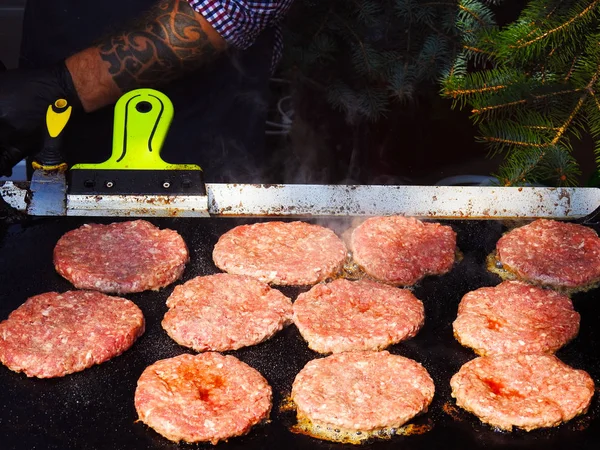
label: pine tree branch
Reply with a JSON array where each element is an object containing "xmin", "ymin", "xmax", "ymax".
[
  {"xmin": 497, "ymin": 150, "xmax": 546, "ymax": 186},
  {"xmin": 472, "ymin": 98, "xmax": 526, "ymax": 114},
  {"xmin": 462, "ymin": 44, "xmax": 494, "ymax": 57},
  {"xmin": 592, "ymin": 90, "xmax": 600, "ymax": 112},
  {"xmin": 520, "ymin": 3, "xmax": 561, "ymax": 42},
  {"xmin": 483, "ymin": 68, "xmax": 599, "ymax": 148},
  {"xmin": 332, "ymin": 12, "xmax": 374, "ymax": 77},
  {"xmin": 564, "ymin": 55, "xmax": 579, "ymax": 82},
  {"xmin": 543, "ymin": 2, "xmax": 562, "ymax": 20},
  {"xmin": 483, "ymin": 136, "xmax": 547, "ymax": 147},
  {"xmin": 472, "ymin": 87, "xmax": 583, "ymax": 114},
  {"xmin": 539, "ymin": 47, "xmax": 557, "ymax": 83},
  {"xmin": 458, "ymin": 3, "xmax": 488, "ymax": 27},
  {"xmin": 445, "ymin": 83, "xmax": 507, "ymax": 97},
  {"xmin": 549, "ymin": 66, "xmax": 600, "ymax": 145},
  {"xmin": 511, "ymin": 0, "xmax": 600, "ymax": 50},
  {"xmin": 524, "ymin": 125, "xmax": 561, "ymax": 132}
]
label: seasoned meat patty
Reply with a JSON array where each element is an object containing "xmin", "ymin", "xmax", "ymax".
[
  {"xmin": 162, "ymin": 273, "xmax": 293, "ymax": 352},
  {"xmin": 453, "ymin": 281, "xmax": 580, "ymax": 356},
  {"xmin": 0, "ymin": 291, "xmax": 144, "ymax": 378},
  {"xmin": 494, "ymin": 219, "xmax": 600, "ymax": 290},
  {"xmin": 291, "ymin": 351, "xmax": 435, "ymax": 443},
  {"xmin": 450, "ymin": 354, "xmax": 595, "ymax": 431},
  {"xmin": 212, "ymin": 221, "xmax": 348, "ymax": 285},
  {"xmin": 350, "ymin": 216, "xmax": 456, "ymax": 285},
  {"xmin": 293, "ymin": 279, "xmax": 424, "ymax": 354},
  {"xmin": 135, "ymin": 353, "xmax": 272, "ymax": 444},
  {"xmin": 54, "ymin": 220, "xmax": 189, "ymax": 294}
]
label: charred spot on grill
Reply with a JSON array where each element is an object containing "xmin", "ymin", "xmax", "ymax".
[
  {"xmin": 443, "ymin": 402, "xmax": 467, "ymax": 422},
  {"xmin": 397, "ymin": 420, "xmax": 434, "ymax": 436}
]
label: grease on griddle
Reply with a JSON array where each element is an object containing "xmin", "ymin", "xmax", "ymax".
[
  {"xmin": 443, "ymin": 402, "xmax": 467, "ymax": 422},
  {"xmin": 486, "ymin": 251, "xmax": 600, "ymax": 296},
  {"xmin": 338, "ymin": 248, "xmax": 463, "ymax": 286},
  {"xmin": 281, "ymin": 395, "xmax": 434, "ymax": 445}
]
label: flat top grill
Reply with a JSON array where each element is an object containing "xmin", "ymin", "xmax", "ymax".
[{"xmin": 0, "ymin": 214, "xmax": 599, "ymax": 450}]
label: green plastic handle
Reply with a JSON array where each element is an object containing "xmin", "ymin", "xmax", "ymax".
[{"xmin": 72, "ymin": 88, "xmax": 201, "ymax": 171}]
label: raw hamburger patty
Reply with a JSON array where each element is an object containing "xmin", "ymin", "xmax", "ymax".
[
  {"xmin": 162, "ymin": 273, "xmax": 293, "ymax": 352},
  {"xmin": 291, "ymin": 351, "xmax": 435, "ymax": 442},
  {"xmin": 54, "ymin": 220, "xmax": 189, "ymax": 294},
  {"xmin": 453, "ymin": 281, "xmax": 580, "ymax": 356},
  {"xmin": 450, "ymin": 354, "xmax": 595, "ymax": 431},
  {"xmin": 135, "ymin": 352, "xmax": 272, "ymax": 444},
  {"xmin": 495, "ymin": 219, "xmax": 600, "ymax": 289},
  {"xmin": 0, "ymin": 291, "xmax": 144, "ymax": 378},
  {"xmin": 350, "ymin": 216, "xmax": 456, "ymax": 285},
  {"xmin": 212, "ymin": 221, "xmax": 347, "ymax": 285},
  {"xmin": 293, "ymin": 279, "xmax": 424, "ymax": 354}
]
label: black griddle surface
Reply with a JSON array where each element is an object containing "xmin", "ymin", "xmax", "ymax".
[{"xmin": 0, "ymin": 216, "xmax": 599, "ymax": 450}]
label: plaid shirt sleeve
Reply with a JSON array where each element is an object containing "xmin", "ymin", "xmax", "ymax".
[{"xmin": 187, "ymin": 1, "xmax": 294, "ymax": 49}]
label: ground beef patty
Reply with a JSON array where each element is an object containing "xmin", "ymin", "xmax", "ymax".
[
  {"xmin": 293, "ymin": 279, "xmax": 424, "ymax": 354},
  {"xmin": 0, "ymin": 291, "xmax": 144, "ymax": 378},
  {"xmin": 212, "ymin": 221, "xmax": 347, "ymax": 285},
  {"xmin": 54, "ymin": 220, "xmax": 189, "ymax": 294},
  {"xmin": 450, "ymin": 354, "xmax": 595, "ymax": 431},
  {"xmin": 494, "ymin": 219, "xmax": 600, "ymax": 290},
  {"xmin": 453, "ymin": 281, "xmax": 580, "ymax": 356},
  {"xmin": 162, "ymin": 273, "xmax": 293, "ymax": 352},
  {"xmin": 291, "ymin": 351, "xmax": 435, "ymax": 443},
  {"xmin": 350, "ymin": 216, "xmax": 456, "ymax": 285},
  {"xmin": 135, "ymin": 352, "xmax": 272, "ymax": 444}
]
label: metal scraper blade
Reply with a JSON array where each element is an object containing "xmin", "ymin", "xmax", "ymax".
[{"xmin": 26, "ymin": 169, "xmax": 67, "ymax": 216}]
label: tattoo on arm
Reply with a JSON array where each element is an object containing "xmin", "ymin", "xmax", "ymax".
[{"xmin": 98, "ymin": 0, "xmax": 221, "ymax": 91}]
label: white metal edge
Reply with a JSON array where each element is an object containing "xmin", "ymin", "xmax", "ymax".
[
  {"xmin": 66, "ymin": 194, "xmax": 210, "ymax": 217},
  {"xmin": 3, "ymin": 182, "xmax": 600, "ymax": 218},
  {"xmin": 207, "ymin": 185, "xmax": 600, "ymax": 218}
]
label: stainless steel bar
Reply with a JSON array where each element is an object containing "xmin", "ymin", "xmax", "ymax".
[
  {"xmin": 2, "ymin": 182, "xmax": 599, "ymax": 218},
  {"xmin": 66, "ymin": 194, "xmax": 210, "ymax": 217},
  {"xmin": 207, "ymin": 185, "xmax": 600, "ymax": 219}
]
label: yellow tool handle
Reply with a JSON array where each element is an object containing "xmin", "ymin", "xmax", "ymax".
[{"xmin": 33, "ymin": 99, "xmax": 72, "ymax": 171}]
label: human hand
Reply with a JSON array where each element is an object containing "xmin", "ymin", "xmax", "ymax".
[{"xmin": 0, "ymin": 62, "xmax": 81, "ymax": 176}]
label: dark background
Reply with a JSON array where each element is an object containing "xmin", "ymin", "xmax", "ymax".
[
  {"xmin": 0, "ymin": 1, "xmax": 521, "ymax": 186},
  {"xmin": 3, "ymin": 1, "xmax": 596, "ymax": 186}
]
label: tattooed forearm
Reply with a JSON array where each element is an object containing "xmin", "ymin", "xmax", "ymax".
[{"xmin": 98, "ymin": 0, "xmax": 225, "ymax": 91}]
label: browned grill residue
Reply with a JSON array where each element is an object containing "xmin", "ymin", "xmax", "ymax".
[
  {"xmin": 397, "ymin": 420, "xmax": 434, "ymax": 436},
  {"xmin": 443, "ymin": 402, "xmax": 464, "ymax": 421},
  {"xmin": 278, "ymin": 396, "xmax": 296, "ymax": 413}
]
